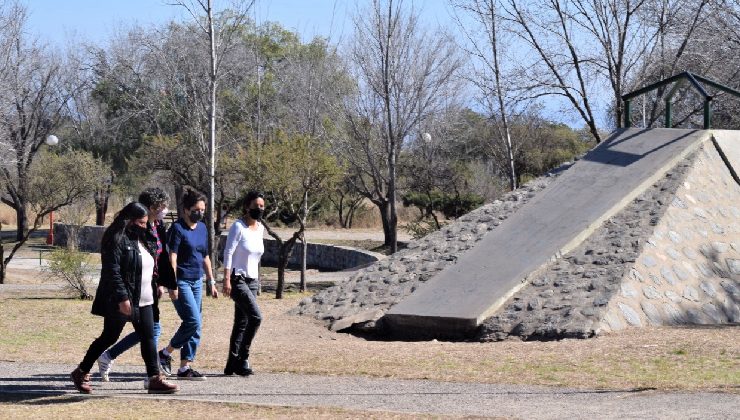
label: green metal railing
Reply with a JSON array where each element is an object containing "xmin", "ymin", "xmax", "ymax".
[{"xmin": 622, "ymin": 71, "xmax": 740, "ymax": 129}]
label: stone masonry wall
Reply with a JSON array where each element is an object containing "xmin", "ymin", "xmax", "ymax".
[
  {"xmin": 476, "ymin": 152, "xmax": 697, "ymax": 341},
  {"xmin": 599, "ymin": 143, "xmax": 740, "ymax": 331},
  {"xmin": 292, "ymin": 172, "xmax": 561, "ymax": 331}
]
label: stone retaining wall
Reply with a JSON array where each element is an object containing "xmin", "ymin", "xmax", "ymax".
[
  {"xmin": 53, "ymin": 224, "xmax": 104, "ymax": 252},
  {"xmin": 217, "ymin": 234, "xmax": 383, "ymax": 271},
  {"xmin": 53, "ymin": 224, "xmax": 381, "ymax": 272}
]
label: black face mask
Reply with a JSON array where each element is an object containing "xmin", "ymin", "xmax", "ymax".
[
  {"xmin": 129, "ymin": 224, "xmax": 147, "ymax": 239},
  {"xmin": 248, "ymin": 208, "xmax": 264, "ymax": 220},
  {"xmin": 189, "ymin": 210, "xmax": 204, "ymax": 223}
]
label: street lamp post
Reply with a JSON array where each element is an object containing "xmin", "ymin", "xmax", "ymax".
[{"xmin": 45, "ymin": 135, "xmax": 59, "ymax": 245}]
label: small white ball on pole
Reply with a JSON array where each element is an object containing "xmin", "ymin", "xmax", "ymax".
[
  {"xmin": 422, "ymin": 132, "xmax": 432, "ymax": 143},
  {"xmin": 45, "ymin": 135, "xmax": 59, "ymax": 146}
]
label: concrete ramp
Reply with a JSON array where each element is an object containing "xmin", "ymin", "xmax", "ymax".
[{"xmin": 385, "ymin": 128, "xmax": 712, "ymax": 338}]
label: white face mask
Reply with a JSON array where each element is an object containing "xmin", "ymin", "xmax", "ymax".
[{"xmin": 156, "ymin": 207, "xmax": 169, "ymax": 221}]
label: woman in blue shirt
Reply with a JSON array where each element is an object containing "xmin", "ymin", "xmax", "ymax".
[{"xmin": 158, "ymin": 186, "xmax": 217, "ymax": 380}]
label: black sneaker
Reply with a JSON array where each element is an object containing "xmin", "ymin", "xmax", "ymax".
[
  {"xmin": 158, "ymin": 350, "xmax": 172, "ymax": 376},
  {"xmin": 177, "ymin": 367, "xmax": 206, "ymax": 381}
]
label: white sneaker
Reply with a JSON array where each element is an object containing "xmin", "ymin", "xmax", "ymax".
[{"xmin": 97, "ymin": 351, "xmax": 114, "ymax": 382}]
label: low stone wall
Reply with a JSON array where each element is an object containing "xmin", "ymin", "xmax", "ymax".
[
  {"xmin": 53, "ymin": 224, "xmax": 104, "ymax": 252},
  {"xmin": 217, "ymin": 234, "xmax": 383, "ymax": 271},
  {"xmin": 52, "ymin": 224, "xmax": 382, "ymax": 272}
]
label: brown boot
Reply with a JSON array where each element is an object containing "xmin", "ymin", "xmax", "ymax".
[
  {"xmin": 148, "ymin": 374, "xmax": 179, "ymax": 394},
  {"xmin": 70, "ymin": 367, "xmax": 92, "ymax": 394}
]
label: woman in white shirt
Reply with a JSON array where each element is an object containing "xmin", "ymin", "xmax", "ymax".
[{"xmin": 222, "ymin": 191, "xmax": 265, "ymax": 376}]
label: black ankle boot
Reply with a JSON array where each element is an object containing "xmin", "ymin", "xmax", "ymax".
[{"xmin": 234, "ymin": 358, "xmax": 253, "ymax": 376}]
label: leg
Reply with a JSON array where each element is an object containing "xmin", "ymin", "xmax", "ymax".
[
  {"xmin": 79, "ymin": 316, "xmax": 126, "ymax": 373},
  {"xmin": 230, "ymin": 279, "xmax": 262, "ymax": 375},
  {"xmin": 73, "ymin": 316, "xmax": 125, "ymax": 393},
  {"xmin": 132, "ymin": 305, "xmax": 159, "ymax": 377},
  {"xmin": 106, "ymin": 330, "xmax": 141, "ymax": 360},
  {"xmin": 168, "ymin": 278, "xmax": 201, "ymax": 366},
  {"xmin": 237, "ymin": 281, "xmax": 262, "ymax": 362},
  {"xmin": 225, "ymin": 301, "xmax": 248, "ymax": 375}
]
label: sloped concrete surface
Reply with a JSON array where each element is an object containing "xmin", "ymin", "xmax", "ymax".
[{"xmin": 386, "ymin": 129, "xmax": 711, "ymax": 338}]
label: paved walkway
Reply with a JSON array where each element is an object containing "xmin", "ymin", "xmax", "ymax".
[{"xmin": 0, "ymin": 362, "xmax": 736, "ymax": 419}]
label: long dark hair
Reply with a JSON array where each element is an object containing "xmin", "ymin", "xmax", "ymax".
[{"xmin": 101, "ymin": 202, "xmax": 148, "ymax": 250}]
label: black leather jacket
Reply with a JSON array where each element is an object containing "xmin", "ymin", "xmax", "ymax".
[{"xmin": 91, "ymin": 222, "xmax": 175, "ymax": 323}]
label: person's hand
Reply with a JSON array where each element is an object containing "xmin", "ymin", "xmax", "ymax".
[
  {"xmin": 157, "ymin": 286, "xmax": 165, "ymax": 299},
  {"xmin": 118, "ymin": 300, "xmax": 132, "ymax": 316},
  {"xmin": 210, "ymin": 283, "xmax": 219, "ymax": 299},
  {"xmin": 168, "ymin": 288, "xmax": 179, "ymax": 301},
  {"xmin": 222, "ymin": 279, "xmax": 231, "ymax": 297}
]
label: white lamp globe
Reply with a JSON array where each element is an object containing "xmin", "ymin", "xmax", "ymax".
[
  {"xmin": 45, "ymin": 135, "xmax": 59, "ymax": 146},
  {"xmin": 422, "ymin": 132, "xmax": 432, "ymax": 143}
]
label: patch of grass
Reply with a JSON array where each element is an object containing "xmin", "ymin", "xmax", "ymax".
[{"xmin": 671, "ymin": 349, "xmax": 687, "ymax": 356}]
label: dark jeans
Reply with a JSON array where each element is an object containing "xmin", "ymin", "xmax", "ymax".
[
  {"xmin": 229, "ymin": 275, "xmax": 262, "ymax": 362},
  {"xmin": 79, "ymin": 304, "xmax": 159, "ymax": 377}
]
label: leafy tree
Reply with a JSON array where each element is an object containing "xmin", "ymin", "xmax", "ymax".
[
  {"xmin": 0, "ymin": 150, "xmax": 109, "ymax": 283},
  {"xmin": 242, "ymin": 134, "xmax": 341, "ymax": 298}
]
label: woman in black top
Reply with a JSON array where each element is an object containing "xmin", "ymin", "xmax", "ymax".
[{"xmin": 70, "ymin": 202, "xmax": 178, "ymax": 394}]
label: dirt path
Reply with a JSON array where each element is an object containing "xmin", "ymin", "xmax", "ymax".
[{"xmin": 0, "ymin": 362, "xmax": 736, "ymax": 419}]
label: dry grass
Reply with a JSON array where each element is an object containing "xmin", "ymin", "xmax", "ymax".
[
  {"xmin": 0, "ymin": 394, "xmax": 460, "ymax": 419},
  {"xmin": 0, "ymin": 289, "xmax": 737, "ymax": 393}
]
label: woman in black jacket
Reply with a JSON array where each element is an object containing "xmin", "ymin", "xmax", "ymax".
[{"xmin": 70, "ymin": 202, "xmax": 178, "ymax": 394}]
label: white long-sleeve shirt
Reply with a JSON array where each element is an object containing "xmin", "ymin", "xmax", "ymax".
[{"xmin": 223, "ymin": 219, "xmax": 264, "ymax": 279}]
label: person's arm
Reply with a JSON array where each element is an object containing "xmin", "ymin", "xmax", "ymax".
[
  {"xmin": 104, "ymin": 241, "xmax": 132, "ymax": 315},
  {"xmin": 167, "ymin": 224, "xmax": 181, "ymax": 301},
  {"xmin": 204, "ymin": 254, "xmax": 218, "ymax": 298},
  {"xmin": 222, "ymin": 222, "xmax": 241, "ymax": 297}
]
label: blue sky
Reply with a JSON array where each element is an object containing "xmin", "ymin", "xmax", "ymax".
[
  {"xmin": 23, "ymin": 0, "xmax": 590, "ymax": 128},
  {"xmin": 25, "ymin": 0, "xmax": 455, "ymax": 46}
]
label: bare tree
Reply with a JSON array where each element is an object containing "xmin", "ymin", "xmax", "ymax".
[
  {"xmin": 0, "ymin": 1, "xmax": 76, "ymax": 241},
  {"xmin": 451, "ymin": 0, "xmax": 519, "ymax": 190},
  {"xmin": 167, "ymin": 0, "xmax": 254, "ymax": 287},
  {"xmin": 343, "ymin": 0, "xmax": 463, "ymax": 253}
]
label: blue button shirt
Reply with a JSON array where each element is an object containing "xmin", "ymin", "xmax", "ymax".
[{"xmin": 168, "ymin": 218, "xmax": 208, "ymax": 279}]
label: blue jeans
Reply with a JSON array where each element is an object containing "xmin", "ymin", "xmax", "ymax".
[
  {"xmin": 108, "ymin": 321, "xmax": 161, "ymax": 360},
  {"xmin": 169, "ymin": 277, "xmax": 202, "ymax": 362}
]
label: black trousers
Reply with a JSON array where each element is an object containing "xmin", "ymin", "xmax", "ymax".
[
  {"xmin": 79, "ymin": 304, "xmax": 159, "ymax": 377},
  {"xmin": 228, "ymin": 275, "xmax": 262, "ymax": 362}
]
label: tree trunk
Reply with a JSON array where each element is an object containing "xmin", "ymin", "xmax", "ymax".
[
  {"xmin": 14, "ymin": 200, "xmax": 27, "ymax": 242},
  {"xmin": 0, "ymin": 223, "xmax": 5, "ymax": 284},
  {"xmin": 94, "ymin": 184, "xmax": 111, "ymax": 226},
  {"xmin": 300, "ymin": 231, "xmax": 307, "ymax": 293},
  {"xmin": 378, "ymin": 200, "xmax": 392, "ymax": 248},
  {"xmin": 300, "ymin": 192, "xmax": 307, "ymax": 293},
  {"xmin": 205, "ymin": 0, "xmax": 218, "ymax": 297},
  {"xmin": 276, "ymin": 249, "xmax": 289, "ymax": 299}
]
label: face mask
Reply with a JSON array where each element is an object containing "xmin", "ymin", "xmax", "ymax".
[
  {"xmin": 156, "ymin": 207, "xmax": 169, "ymax": 221},
  {"xmin": 129, "ymin": 224, "xmax": 147, "ymax": 238},
  {"xmin": 189, "ymin": 210, "xmax": 203, "ymax": 223},
  {"xmin": 248, "ymin": 208, "xmax": 264, "ymax": 220}
]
